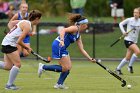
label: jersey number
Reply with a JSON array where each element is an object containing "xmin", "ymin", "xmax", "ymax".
[{"xmin": 8, "ymin": 25, "xmax": 18, "ymax": 34}]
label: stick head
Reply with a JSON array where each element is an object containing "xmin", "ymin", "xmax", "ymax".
[
  {"xmin": 121, "ymin": 80, "xmax": 126, "ymax": 87},
  {"xmin": 47, "ymin": 56, "xmax": 52, "ymax": 62}
]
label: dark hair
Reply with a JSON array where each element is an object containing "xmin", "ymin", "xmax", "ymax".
[
  {"xmin": 28, "ymin": 10, "xmax": 42, "ymax": 21},
  {"xmin": 67, "ymin": 13, "xmax": 86, "ymax": 25}
]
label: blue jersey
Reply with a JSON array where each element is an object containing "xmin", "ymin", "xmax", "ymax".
[
  {"xmin": 17, "ymin": 12, "xmax": 30, "ymax": 44},
  {"xmin": 52, "ymin": 27, "xmax": 80, "ymax": 59}
]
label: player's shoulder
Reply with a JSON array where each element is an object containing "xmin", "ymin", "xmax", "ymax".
[
  {"xmin": 19, "ymin": 20, "xmax": 30, "ymax": 24},
  {"xmin": 18, "ymin": 20, "xmax": 31, "ymax": 27},
  {"xmin": 126, "ymin": 17, "xmax": 133, "ymax": 20}
]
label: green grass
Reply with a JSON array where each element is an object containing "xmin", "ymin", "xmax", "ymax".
[
  {"xmin": 0, "ymin": 59, "xmax": 139, "ymax": 93},
  {"xmin": 95, "ymin": 28, "xmax": 126, "ymax": 58}
]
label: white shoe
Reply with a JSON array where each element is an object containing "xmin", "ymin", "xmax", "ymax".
[
  {"xmin": 5, "ymin": 84, "xmax": 20, "ymax": 90},
  {"xmin": 54, "ymin": 84, "xmax": 69, "ymax": 89},
  {"xmin": 38, "ymin": 63, "xmax": 44, "ymax": 78}
]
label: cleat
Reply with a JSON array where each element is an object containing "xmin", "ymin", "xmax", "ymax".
[
  {"xmin": 54, "ymin": 84, "xmax": 69, "ymax": 89},
  {"xmin": 5, "ymin": 84, "xmax": 19, "ymax": 90},
  {"xmin": 127, "ymin": 66, "xmax": 134, "ymax": 73},
  {"xmin": 38, "ymin": 63, "xmax": 44, "ymax": 78},
  {"xmin": 115, "ymin": 69, "xmax": 123, "ymax": 75}
]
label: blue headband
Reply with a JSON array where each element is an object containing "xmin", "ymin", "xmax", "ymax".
[{"xmin": 76, "ymin": 19, "xmax": 88, "ymax": 24}]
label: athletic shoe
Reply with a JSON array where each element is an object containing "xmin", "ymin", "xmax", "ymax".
[
  {"xmin": 115, "ymin": 69, "xmax": 123, "ymax": 75},
  {"xmin": 38, "ymin": 63, "xmax": 44, "ymax": 78},
  {"xmin": 127, "ymin": 66, "xmax": 134, "ymax": 73},
  {"xmin": 54, "ymin": 84, "xmax": 69, "ymax": 89},
  {"xmin": 5, "ymin": 84, "xmax": 19, "ymax": 90}
]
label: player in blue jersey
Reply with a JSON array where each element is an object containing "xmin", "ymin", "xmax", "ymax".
[
  {"xmin": 38, "ymin": 13, "xmax": 96, "ymax": 89},
  {"xmin": 9, "ymin": 2, "xmax": 36, "ymax": 57}
]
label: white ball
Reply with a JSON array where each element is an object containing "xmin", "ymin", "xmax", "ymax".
[
  {"xmin": 98, "ymin": 59, "xmax": 101, "ymax": 63},
  {"xmin": 127, "ymin": 84, "xmax": 131, "ymax": 89}
]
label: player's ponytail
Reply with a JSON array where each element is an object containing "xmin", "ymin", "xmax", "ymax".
[
  {"xmin": 68, "ymin": 13, "xmax": 87, "ymax": 25},
  {"xmin": 28, "ymin": 10, "xmax": 42, "ymax": 21}
]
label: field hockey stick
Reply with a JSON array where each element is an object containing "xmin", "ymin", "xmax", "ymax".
[
  {"xmin": 110, "ymin": 28, "xmax": 135, "ymax": 47},
  {"xmin": 31, "ymin": 50, "xmax": 51, "ymax": 63},
  {"xmin": 95, "ymin": 59, "xmax": 126, "ymax": 87}
]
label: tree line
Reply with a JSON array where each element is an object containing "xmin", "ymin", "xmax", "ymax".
[{"xmin": 27, "ymin": 0, "xmax": 140, "ymax": 17}]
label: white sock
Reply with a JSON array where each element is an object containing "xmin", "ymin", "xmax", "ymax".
[
  {"xmin": 0, "ymin": 61, "xmax": 5, "ymax": 69},
  {"xmin": 7, "ymin": 66, "xmax": 19, "ymax": 85},
  {"xmin": 117, "ymin": 58, "xmax": 129, "ymax": 70},
  {"xmin": 129, "ymin": 54, "xmax": 137, "ymax": 67}
]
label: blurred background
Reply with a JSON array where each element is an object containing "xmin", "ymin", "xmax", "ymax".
[{"xmin": 0, "ymin": 0, "xmax": 140, "ymax": 60}]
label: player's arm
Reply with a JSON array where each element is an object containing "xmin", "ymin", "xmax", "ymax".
[
  {"xmin": 59, "ymin": 26, "xmax": 78, "ymax": 46},
  {"xmin": 10, "ymin": 13, "xmax": 18, "ymax": 21},
  {"xmin": 119, "ymin": 18, "xmax": 129, "ymax": 35},
  {"xmin": 8, "ymin": 20, "xmax": 20, "ymax": 29},
  {"xmin": 8, "ymin": 13, "xmax": 19, "ymax": 29},
  {"xmin": 17, "ymin": 22, "xmax": 32, "ymax": 52},
  {"xmin": 76, "ymin": 36, "xmax": 95, "ymax": 62},
  {"xmin": 30, "ymin": 25, "xmax": 37, "ymax": 36},
  {"xmin": 59, "ymin": 26, "xmax": 77, "ymax": 40}
]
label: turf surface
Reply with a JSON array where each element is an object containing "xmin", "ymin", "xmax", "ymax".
[{"xmin": 0, "ymin": 59, "xmax": 139, "ymax": 93}]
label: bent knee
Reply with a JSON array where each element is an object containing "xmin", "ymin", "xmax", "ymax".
[
  {"xmin": 136, "ymin": 51, "xmax": 140, "ymax": 55},
  {"xmin": 62, "ymin": 66, "xmax": 72, "ymax": 72},
  {"xmin": 14, "ymin": 63, "xmax": 21, "ymax": 68}
]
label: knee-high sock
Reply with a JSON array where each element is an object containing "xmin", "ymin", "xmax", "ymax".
[
  {"xmin": 7, "ymin": 66, "xmax": 19, "ymax": 85},
  {"xmin": 43, "ymin": 65, "xmax": 62, "ymax": 72},
  {"xmin": 0, "ymin": 61, "xmax": 5, "ymax": 69},
  {"xmin": 57, "ymin": 71, "xmax": 70, "ymax": 85},
  {"xmin": 117, "ymin": 58, "xmax": 129, "ymax": 70},
  {"xmin": 129, "ymin": 54, "xmax": 137, "ymax": 67}
]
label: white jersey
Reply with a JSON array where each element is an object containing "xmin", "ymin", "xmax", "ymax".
[
  {"xmin": 1, "ymin": 20, "xmax": 31, "ymax": 47},
  {"xmin": 119, "ymin": 17, "xmax": 140, "ymax": 43}
]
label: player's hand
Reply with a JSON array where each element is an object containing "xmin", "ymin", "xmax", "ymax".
[
  {"xmin": 123, "ymin": 32, "xmax": 128, "ymax": 36},
  {"xmin": 90, "ymin": 58, "xmax": 96, "ymax": 63},
  {"xmin": 31, "ymin": 31, "xmax": 36, "ymax": 36},
  {"xmin": 25, "ymin": 47, "xmax": 32, "ymax": 53}
]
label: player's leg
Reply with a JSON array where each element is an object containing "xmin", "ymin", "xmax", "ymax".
[
  {"xmin": 116, "ymin": 49, "xmax": 132, "ymax": 75},
  {"xmin": 117, "ymin": 8, "xmax": 125, "ymax": 21},
  {"xmin": 17, "ymin": 44, "xmax": 22, "ymax": 56},
  {"xmin": 111, "ymin": 7, "xmax": 117, "ymax": 24},
  {"xmin": 54, "ymin": 55, "xmax": 71, "ymax": 89},
  {"xmin": 128, "ymin": 44, "xmax": 140, "ymax": 73},
  {"xmin": 38, "ymin": 41, "xmax": 63, "ymax": 77},
  {"xmin": 5, "ymin": 50, "xmax": 21, "ymax": 90}
]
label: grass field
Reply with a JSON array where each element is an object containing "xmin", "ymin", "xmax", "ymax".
[{"xmin": 0, "ymin": 59, "xmax": 139, "ymax": 93}]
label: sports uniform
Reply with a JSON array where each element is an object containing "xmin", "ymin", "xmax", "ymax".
[
  {"xmin": 1, "ymin": 20, "xmax": 31, "ymax": 53},
  {"xmin": 119, "ymin": 17, "xmax": 140, "ymax": 47},
  {"xmin": 17, "ymin": 12, "xmax": 30, "ymax": 44},
  {"xmin": 52, "ymin": 27, "xmax": 80, "ymax": 59},
  {"xmin": 37, "ymin": 18, "xmax": 91, "ymax": 89},
  {"xmin": 116, "ymin": 16, "xmax": 140, "ymax": 75}
]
